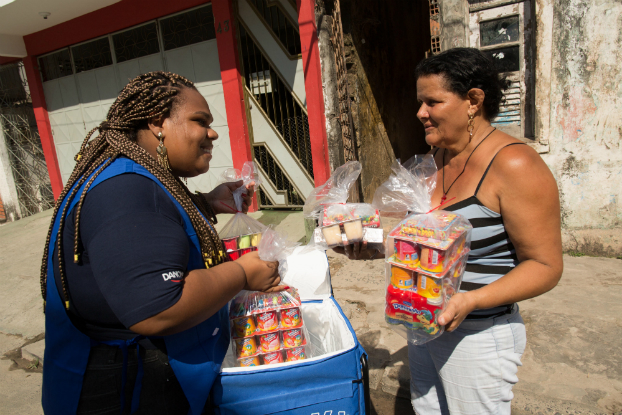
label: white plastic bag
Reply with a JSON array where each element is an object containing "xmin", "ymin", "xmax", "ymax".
[{"xmin": 373, "ymin": 155, "xmax": 473, "ymax": 345}]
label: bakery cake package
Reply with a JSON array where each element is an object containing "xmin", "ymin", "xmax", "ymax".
[
  {"xmin": 303, "ymin": 161, "xmax": 383, "ymax": 249},
  {"xmin": 372, "ymin": 155, "xmax": 473, "ymax": 345}
]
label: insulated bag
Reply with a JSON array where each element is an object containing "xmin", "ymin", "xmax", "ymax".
[{"xmin": 212, "ymin": 248, "xmax": 370, "ymax": 415}]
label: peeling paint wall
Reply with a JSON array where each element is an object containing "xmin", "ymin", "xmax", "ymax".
[{"xmin": 537, "ymin": 0, "xmax": 622, "ymax": 255}]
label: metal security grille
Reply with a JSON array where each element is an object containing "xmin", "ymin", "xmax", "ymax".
[
  {"xmin": 160, "ymin": 5, "xmax": 216, "ymax": 51},
  {"xmin": 113, "ymin": 22, "xmax": 160, "ymax": 63},
  {"xmin": 247, "ymin": 0, "xmax": 301, "ymax": 56},
  {"xmin": 71, "ymin": 37, "xmax": 113, "ymax": 74},
  {"xmin": 0, "ymin": 63, "xmax": 54, "ymax": 218},
  {"xmin": 329, "ymin": 0, "xmax": 357, "ymax": 165},
  {"xmin": 238, "ymin": 24, "xmax": 314, "ymax": 179},
  {"xmin": 429, "ymin": 0, "xmax": 441, "ymax": 54},
  {"xmin": 254, "ymin": 144, "xmax": 304, "ymax": 207}
]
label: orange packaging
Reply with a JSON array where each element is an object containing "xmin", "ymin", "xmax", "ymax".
[
  {"xmin": 258, "ymin": 331, "xmax": 281, "ymax": 353},
  {"xmin": 256, "ymin": 310, "xmax": 279, "ymax": 332},
  {"xmin": 232, "ymin": 316, "xmax": 256, "ymax": 338},
  {"xmin": 234, "ymin": 337, "xmax": 258, "ymax": 358},
  {"xmin": 420, "ymin": 246, "xmax": 447, "ymax": 273},
  {"xmin": 391, "ymin": 266, "xmax": 415, "ymax": 290},
  {"xmin": 417, "ymin": 275, "xmax": 442, "ymax": 299},
  {"xmin": 262, "ymin": 351, "xmax": 284, "ymax": 365},
  {"xmin": 282, "ymin": 328, "xmax": 306, "ymax": 348},
  {"xmin": 285, "ymin": 346, "xmax": 307, "ymax": 362},
  {"xmin": 238, "ymin": 356, "xmax": 260, "ymax": 367},
  {"xmin": 279, "ymin": 307, "xmax": 302, "ymax": 328}
]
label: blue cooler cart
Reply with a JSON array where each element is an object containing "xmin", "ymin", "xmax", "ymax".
[{"xmin": 212, "ymin": 249, "xmax": 370, "ymax": 414}]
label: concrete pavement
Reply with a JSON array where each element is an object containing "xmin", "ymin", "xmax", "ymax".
[{"xmin": 1, "ymin": 209, "xmax": 621, "ymax": 414}]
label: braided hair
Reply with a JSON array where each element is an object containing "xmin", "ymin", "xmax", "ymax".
[{"xmin": 40, "ymin": 71, "xmax": 226, "ymax": 310}]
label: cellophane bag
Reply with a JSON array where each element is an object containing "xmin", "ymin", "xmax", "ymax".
[
  {"xmin": 218, "ymin": 162, "xmax": 266, "ymax": 261},
  {"xmin": 315, "ymin": 203, "xmax": 384, "ymax": 248},
  {"xmin": 228, "ymin": 287, "xmax": 314, "ymax": 367},
  {"xmin": 257, "ymin": 226, "xmax": 300, "ymax": 277},
  {"xmin": 303, "ymin": 161, "xmax": 383, "ymax": 249},
  {"xmin": 372, "ymin": 155, "xmax": 473, "ymax": 345}
]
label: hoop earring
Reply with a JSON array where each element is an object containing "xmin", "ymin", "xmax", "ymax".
[
  {"xmin": 467, "ymin": 112, "xmax": 475, "ymax": 141},
  {"xmin": 156, "ymin": 132, "xmax": 171, "ymax": 171}
]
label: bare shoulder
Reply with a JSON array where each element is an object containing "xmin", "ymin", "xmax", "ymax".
[{"xmin": 487, "ymin": 133, "xmax": 557, "ymax": 201}]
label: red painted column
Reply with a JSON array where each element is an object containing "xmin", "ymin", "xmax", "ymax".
[
  {"xmin": 212, "ymin": 0, "xmax": 258, "ymax": 212},
  {"xmin": 297, "ymin": 0, "xmax": 330, "ymax": 187},
  {"xmin": 22, "ymin": 55, "xmax": 63, "ymax": 199}
]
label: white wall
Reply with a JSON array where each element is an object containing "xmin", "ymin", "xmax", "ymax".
[{"xmin": 0, "ymin": 124, "xmax": 22, "ymax": 221}]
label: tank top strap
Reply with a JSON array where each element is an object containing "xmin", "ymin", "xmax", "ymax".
[{"xmin": 474, "ymin": 142, "xmax": 527, "ymax": 196}]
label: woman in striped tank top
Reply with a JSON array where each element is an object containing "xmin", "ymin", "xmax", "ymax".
[{"xmin": 407, "ymin": 48, "xmax": 563, "ymax": 414}]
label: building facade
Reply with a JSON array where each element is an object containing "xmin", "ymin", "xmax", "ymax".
[{"xmin": 0, "ymin": 0, "xmax": 331, "ymax": 216}]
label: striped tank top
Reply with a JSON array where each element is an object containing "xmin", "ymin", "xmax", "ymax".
[{"xmin": 440, "ymin": 143, "xmax": 525, "ymax": 318}]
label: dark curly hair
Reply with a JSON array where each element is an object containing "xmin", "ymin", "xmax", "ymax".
[{"xmin": 415, "ymin": 48, "xmax": 511, "ymax": 120}]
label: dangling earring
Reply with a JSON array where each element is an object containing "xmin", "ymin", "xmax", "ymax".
[
  {"xmin": 156, "ymin": 132, "xmax": 171, "ymax": 171},
  {"xmin": 467, "ymin": 112, "xmax": 475, "ymax": 142}
]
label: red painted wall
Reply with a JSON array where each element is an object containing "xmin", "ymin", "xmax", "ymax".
[
  {"xmin": 22, "ymin": 55, "xmax": 64, "ymax": 199},
  {"xmin": 212, "ymin": 0, "xmax": 257, "ymax": 212},
  {"xmin": 297, "ymin": 0, "xmax": 331, "ymax": 187},
  {"xmin": 0, "ymin": 57, "xmax": 22, "ymax": 65},
  {"xmin": 24, "ymin": 0, "xmax": 209, "ymax": 56}
]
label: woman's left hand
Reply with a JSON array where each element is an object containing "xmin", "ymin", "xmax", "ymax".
[
  {"xmin": 205, "ymin": 180, "xmax": 255, "ymax": 214},
  {"xmin": 437, "ymin": 292, "xmax": 477, "ymax": 332}
]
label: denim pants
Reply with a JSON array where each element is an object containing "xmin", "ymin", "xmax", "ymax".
[{"xmin": 409, "ymin": 305, "xmax": 526, "ymax": 415}]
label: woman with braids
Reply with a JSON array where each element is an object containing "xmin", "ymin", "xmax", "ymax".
[{"xmin": 40, "ymin": 71, "xmax": 281, "ymax": 415}]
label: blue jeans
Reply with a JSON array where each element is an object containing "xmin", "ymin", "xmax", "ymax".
[{"xmin": 409, "ymin": 305, "xmax": 526, "ymax": 415}]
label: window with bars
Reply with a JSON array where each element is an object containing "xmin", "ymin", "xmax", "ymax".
[
  {"xmin": 429, "ymin": 0, "xmax": 441, "ymax": 54},
  {"xmin": 469, "ymin": 0, "xmax": 534, "ymax": 139},
  {"xmin": 238, "ymin": 24, "xmax": 314, "ymax": 179},
  {"xmin": 71, "ymin": 37, "xmax": 113, "ymax": 74},
  {"xmin": 160, "ymin": 5, "xmax": 215, "ymax": 51},
  {"xmin": 37, "ymin": 5, "xmax": 217, "ymax": 82},
  {"xmin": 38, "ymin": 49, "xmax": 73, "ymax": 82},
  {"xmin": 248, "ymin": 0, "xmax": 301, "ymax": 56},
  {"xmin": 113, "ymin": 22, "xmax": 160, "ymax": 63}
]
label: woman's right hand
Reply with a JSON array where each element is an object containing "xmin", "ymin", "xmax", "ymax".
[{"xmin": 235, "ymin": 251, "xmax": 283, "ymax": 292}]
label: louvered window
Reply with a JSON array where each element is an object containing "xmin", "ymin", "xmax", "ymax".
[{"xmin": 469, "ymin": 0, "xmax": 534, "ymax": 139}]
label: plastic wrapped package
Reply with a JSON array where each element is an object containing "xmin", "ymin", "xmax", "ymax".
[
  {"xmin": 313, "ymin": 203, "xmax": 384, "ymax": 248},
  {"xmin": 218, "ymin": 162, "xmax": 265, "ymax": 260},
  {"xmin": 302, "ymin": 161, "xmax": 363, "ymax": 245},
  {"xmin": 372, "ymin": 155, "xmax": 473, "ymax": 345},
  {"xmin": 228, "ymin": 287, "xmax": 314, "ymax": 366},
  {"xmin": 257, "ymin": 226, "xmax": 300, "ymax": 277}
]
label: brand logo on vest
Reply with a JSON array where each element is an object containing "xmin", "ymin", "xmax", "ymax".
[{"xmin": 162, "ymin": 270, "xmax": 183, "ymax": 282}]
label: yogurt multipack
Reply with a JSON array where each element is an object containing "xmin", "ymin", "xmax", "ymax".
[
  {"xmin": 372, "ymin": 155, "xmax": 473, "ymax": 345},
  {"xmin": 229, "ymin": 287, "xmax": 311, "ymax": 367}
]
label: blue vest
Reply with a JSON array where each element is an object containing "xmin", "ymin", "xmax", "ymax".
[{"xmin": 42, "ymin": 158, "xmax": 229, "ymax": 415}]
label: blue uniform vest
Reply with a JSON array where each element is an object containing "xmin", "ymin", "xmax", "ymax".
[{"xmin": 42, "ymin": 158, "xmax": 229, "ymax": 415}]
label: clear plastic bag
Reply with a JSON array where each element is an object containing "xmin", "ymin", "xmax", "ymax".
[
  {"xmin": 257, "ymin": 226, "xmax": 300, "ymax": 276},
  {"xmin": 228, "ymin": 287, "xmax": 314, "ymax": 366},
  {"xmin": 302, "ymin": 161, "xmax": 362, "ymax": 221},
  {"xmin": 219, "ymin": 162, "xmax": 266, "ymax": 260},
  {"xmin": 372, "ymin": 155, "xmax": 473, "ymax": 345},
  {"xmin": 312, "ymin": 203, "xmax": 384, "ymax": 248}
]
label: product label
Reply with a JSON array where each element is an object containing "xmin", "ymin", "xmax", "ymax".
[{"xmin": 420, "ymin": 276, "xmax": 426, "ymax": 289}]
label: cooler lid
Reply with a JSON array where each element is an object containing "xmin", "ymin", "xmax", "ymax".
[{"xmin": 281, "ymin": 247, "xmax": 332, "ymax": 301}]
